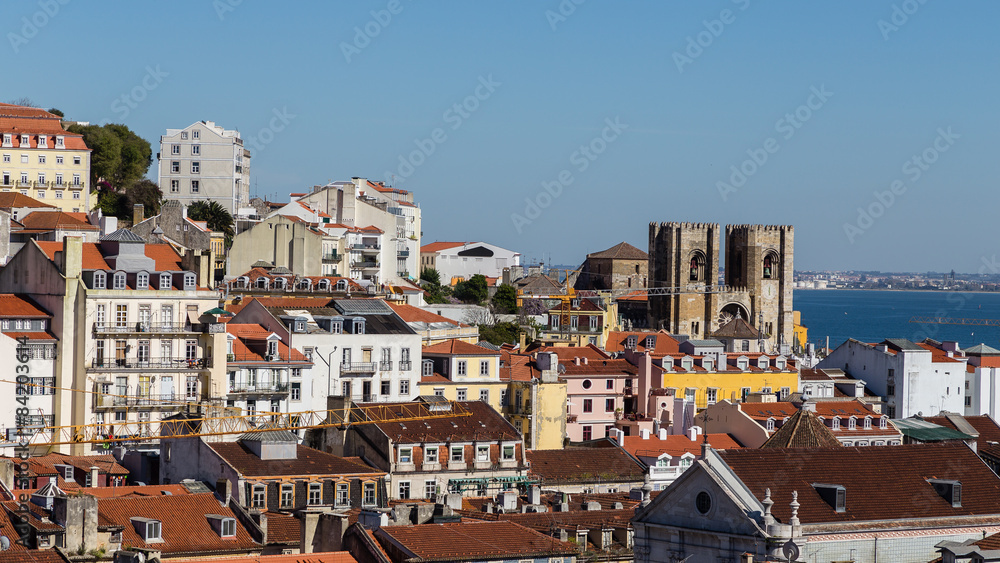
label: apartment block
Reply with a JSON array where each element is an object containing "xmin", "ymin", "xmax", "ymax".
[{"xmin": 157, "ymin": 121, "xmax": 250, "ymax": 215}]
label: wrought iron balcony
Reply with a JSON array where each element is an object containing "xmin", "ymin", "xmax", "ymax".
[
  {"xmin": 93, "ymin": 322, "xmax": 197, "ymax": 334},
  {"xmin": 322, "ymin": 252, "xmax": 341, "ymax": 261},
  {"xmin": 89, "ymin": 357, "xmax": 210, "ymax": 370},
  {"xmin": 351, "ymin": 261, "xmax": 378, "ymax": 269},
  {"xmin": 340, "ymin": 362, "xmax": 377, "ymax": 375},
  {"xmin": 379, "ymin": 361, "xmax": 392, "ymax": 371},
  {"xmin": 227, "ymin": 382, "xmax": 289, "ymax": 395},
  {"xmin": 399, "ymin": 361, "xmax": 412, "ymax": 371},
  {"xmin": 93, "ymin": 393, "xmax": 186, "ymax": 410}
]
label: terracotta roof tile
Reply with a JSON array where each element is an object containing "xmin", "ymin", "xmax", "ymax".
[
  {"xmin": 604, "ymin": 331, "xmax": 680, "ymax": 355},
  {"xmin": 0, "ymin": 294, "xmax": 51, "ymax": 318},
  {"xmin": 0, "ymin": 192, "xmax": 57, "ymax": 209},
  {"xmin": 422, "ymin": 340, "xmax": 499, "ymax": 356},
  {"xmin": 365, "ymin": 401, "xmax": 520, "ymax": 444},
  {"xmin": 376, "ymin": 521, "xmax": 576, "ymax": 561},
  {"xmin": 197, "ymin": 553, "xmax": 356, "ymax": 563},
  {"xmin": 761, "ymin": 409, "xmax": 843, "ymax": 448},
  {"xmin": 209, "ymin": 442, "xmax": 381, "ymax": 478},
  {"xmin": 586, "ymin": 241, "xmax": 648, "ymax": 261},
  {"xmin": 420, "ymin": 241, "xmax": 469, "ymax": 253},
  {"xmin": 97, "ymin": 492, "xmax": 260, "ymax": 555},
  {"xmin": 18, "ymin": 211, "xmax": 98, "ymax": 231},
  {"xmin": 718, "ymin": 443, "xmax": 1000, "ymax": 524},
  {"xmin": 527, "ymin": 448, "xmax": 645, "ymax": 484},
  {"xmin": 386, "ymin": 302, "xmax": 464, "ymax": 327},
  {"xmin": 619, "ymin": 433, "xmax": 741, "ymax": 458}
]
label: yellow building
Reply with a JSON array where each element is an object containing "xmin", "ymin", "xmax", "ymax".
[
  {"xmin": 539, "ymin": 297, "xmax": 619, "ymax": 348},
  {"xmin": 654, "ymin": 352, "xmax": 800, "ymax": 410},
  {"xmin": 502, "ymin": 351, "xmax": 567, "ymax": 450},
  {"xmin": 0, "ymin": 104, "xmax": 91, "ymax": 213},
  {"xmin": 793, "ymin": 310, "xmax": 808, "ymax": 352},
  {"xmin": 418, "ymin": 340, "xmax": 505, "ymax": 413}
]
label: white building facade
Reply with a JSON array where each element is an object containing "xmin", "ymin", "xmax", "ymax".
[
  {"xmin": 419, "ymin": 241, "xmax": 520, "ymax": 285},
  {"xmin": 157, "ymin": 121, "xmax": 251, "ymax": 215}
]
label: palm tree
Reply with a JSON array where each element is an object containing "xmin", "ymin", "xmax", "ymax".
[{"xmin": 188, "ymin": 200, "xmax": 235, "ymax": 239}]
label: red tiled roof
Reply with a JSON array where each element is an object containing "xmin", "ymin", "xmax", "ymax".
[
  {"xmin": 6, "ymin": 453, "xmax": 128, "ymax": 481},
  {"xmin": 376, "ymin": 521, "xmax": 577, "ymax": 561},
  {"xmin": 3, "ymin": 332, "xmax": 55, "ymax": 341},
  {"xmin": 619, "ymin": 433, "xmax": 741, "ymax": 458},
  {"xmin": 34, "ymin": 241, "xmax": 185, "ymax": 272},
  {"xmin": 209, "ymin": 442, "xmax": 382, "ymax": 478},
  {"xmin": 422, "ymin": 340, "xmax": 498, "ymax": 356},
  {"xmin": 604, "ymin": 330, "xmax": 680, "ymax": 355},
  {"xmin": 18, "ymin": 211, "xmax": 98, "ymax": 231},
  {"xmin": 560, "ymin": 358, "xmax": 637, "ymax": 376},
  {"xmin": 0, "ymin": 502, "xmax": 66, "ymax": 562},
  {"xmin": 420, "ymin": 241, "xmax": 469, "ymax": 253},
  {"xmin": 0, "ymin": 192, "xmax": 57, "ymax": 209},
  {"xmin": 386, "ymin": 302, "xmax": 464, "ymax": 327},
  {"xmin": 263, "ymin": 512, "xmax": 301, "ymax": 545},
  {"xmin": 719, "ymin": 443, "xmax": 1000, "ymax": 524},
  {"xmin": 527, "ymin": 447, "xmax": 645, "ymax": 483},
  {"xmin": 197, "ymin": 553, "xmax": 356, "ymax": 563},
  {"xmin": 499, "ymin": 353, "xmax": 539, "ymax": 382},
  {"xmin": 586, "ymin": 241, "xmax": 648, "ymax": 261},
  {"xmin": 97, "ymin": 492, "xmax": 260, "ymax": 554},
  {"xmin": 366, "ymin": 401, "xmax": 520, "ymax": 444},
  {"xmin": 531, "ymin": 344, "xmax": 611, "ymax": 361},
  {"xmin": 0, "ymin": 294, "xmax": 51, "ymax": 318}
]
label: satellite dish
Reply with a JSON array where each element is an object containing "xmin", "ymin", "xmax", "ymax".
[
  {"xmin": 782, "ymin": 539, "xmax": 800, "ymax": 561},
  {"xmin": 0, "ymin": 535, "xmax": 10, "ymax": 551}
]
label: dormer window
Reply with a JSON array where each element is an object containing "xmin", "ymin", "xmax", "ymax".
[
  {"xmin": 353, "ymin": 318, "xmax": 365, "ymax": 334},
  {"xmin": 274, "ymin": 277, "xmax": 286, "ymax": 290},
  {"xmin": 848, "ymin": 417, "xmax": 857, "ymax": 430},
  {"xmin": 681, "ymin": 357, "xmax": 693, "ymax": 370},
  {"xmin": 113, "ymin": 272, "xmax": 126, "ymax": 290},
  {"xmin": 255, "ymin": 277, "xmax": 268, "ymax": 290},
  {"xmin": 298, "ymin": 278, "xmax": 311, "ymax": 291},
  {"xmin": 55, "ymin": 136, "xmax": 64, "ymax": 148},
  {"xmin": 295, "ymin": 320, "xmax": 306, "ymax": 333},
  {"xmin": 38, "ymin": 135, "xmax": 47, "ymax": 148},
  {"xmin": 702, "ymin": 358, "xmax": 714, "ymax": 371},
  {"xmin": 20, "ymin": 135, "xmax": 29, "ymax": 146},
  {"xmin": 879, "ymin": 416, "xmax": 888, "ymax": 429},
  {"xmin": 766, "ymin": 418, "xmax": 775, "ymax": 432},
  {"xmin": 159, "ymin": 272, "xmax": 172, "ymax": 290},
  {"xmin": 928, "ymin": 479, "xmax": 962, "ymax": 508},
  {"xmin": 812, "ymin": 483, "xmax": 846, "ymax": 513},
  {"xmin": 131, "ymin": 517, "xmax": 162, "ymax": 542},
  {"xmin": 267, "ymin": 340, "xmax": 278, "ymax": 358},
  {"xmin": 318, "ymin": 279, "xmax": 330, "ymax": 291},
  {"xmin": 2, "ymin": 134, "xmax": 10, "ymax": 147},
  {"xmin": 183, "ymin": 273, "xmax": 196, "ymax": 290},
  {"xmin": 93, "ymin": 271, "xmax": 107, "ymax": 289},
  {"xmin": 207, "ymin": 515, "xmax": 236, "ymax": 538},
  {"xmin": 136, "ymin": 272, "xmax": 149, "ymax": 289},
  {"xmin": 864, "ymin": 416, "xmax": 872, "ymax": 429},
  {"xmin": 832, "ymin": 417, "xmax": 840, "ymax": 430},
  {"xmin": 645, "ymin": 336, "xmax": 656, "ymax": 349},
  {"xmin": 626, "ymin": 335, "xmax": 637, "ymax": 349},
  {"xmin": 737, "ymin": 358, "xmax": 749, "ymax": 371},
  {"xmin": 775, "ymin": 358, "xmax": 786, "ymax": 370},
  {"xmin": 336, "ymin": 279, "xmax": 348, "ymax": 291},
  {"xmin": 422, "ymin": 359, "xmax": 433, "ymax": 377}
]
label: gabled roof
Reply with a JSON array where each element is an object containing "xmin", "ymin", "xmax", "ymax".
[
  {"xmin": 97, "ymin": 492, "xmax": 259, "ymax": 554},
  {"xmin": 718, "ymin": 443, "xmax": 1000, "ymax": 524},
  {"xmin": 604, "ymin": 330, "xmax": 680, "ymax": 355},
  {"xmin": 422, "ymin": 339, "xmax": 499, "ymax": 356},
  {"xmin": 376, "ymin": 521, "xmax": 577, "ymax": 561},
  {"xmin": 0, "ymin": 192, "xmax": 56, "ymax": 209},
  {"xmin": 587, "ymin": 241, "xmax": 648, "ymax": 261},
  {"xmin": 0, "ymin": 294, "xmax": 50, "ymax": 318},
  {"xmin": 619, "ymin": 434, "xmax": 741, "ymax": 459},
  {"xmin": 712, "ymin": 315, "xmax": 760, "ymax": 339},
  {"xmin": 208, "ymin": 442, "xmax": 382, "ymax": 478},
  {"xmin": 761, "ymin": 409, "xmax": 842, "ymax": 448},
  {"xmin": 387, "ymin": 302, "xmax": 465, "ymax": 327},
  {"xmin": 34, "ymin": 240, "xmax": 186, "ymax": 272},
  {"xmin": 527, "ymin": 447, "xmax": 645, "ymax": 484},
  {"xmin": 420, "ymin": 241, "xmax": 469, "ymax": 253},
  {"xmin": 18, "ymin": 210, "xmax": 99, "ymax": 231}
]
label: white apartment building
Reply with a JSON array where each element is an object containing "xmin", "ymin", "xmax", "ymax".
[
  {"xmin": 0, "ymin": 232, "xmax": 226, "ymax": 455},
  {"xmin": 419, "ymin": 241, "xmax": 520, "ymax": 285},
  {"xmin": 157, "ymin": 121, "xmax": 250, "ymax": 215},
  {"xmin": 225, "ymin": 322, "xmax": 314, "ymax": 422},
  {"xmin": 228, "ymin": 297, "xmax": 421, "ymax": 410},
  {"xmin": 0, "ymin": 295, "xmax": 58, "ymax": 453},
  {"xmin": 818, "ymin": 338, "xmax": 967, "ymax": 419}
]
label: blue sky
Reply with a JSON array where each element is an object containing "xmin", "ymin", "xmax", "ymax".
[{"xmin": 4, "ymin": 1, "xmax": 997, "ymax": 272}]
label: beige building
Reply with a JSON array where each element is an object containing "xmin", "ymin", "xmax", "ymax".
[
  {"xmin": 228, "ymin": 214, "xmax": 338, "ymax": 278},
  {"xmin": 0, "ymin": 103, "xmax": 91, "ymax": 213},
  {"xmin": 0, "ymin": 231, "xmax": 226, "ymax": 454},
  {"xmin": 157, "ymin": 121, "xmax": 250, "ymax": 215}
]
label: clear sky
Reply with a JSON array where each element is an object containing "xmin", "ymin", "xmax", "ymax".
[{"xmin": 3, "ymin": 1, "xmax": 997, "ymax": 272}]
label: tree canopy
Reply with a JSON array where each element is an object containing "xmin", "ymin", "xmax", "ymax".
[
  {"xmin": 67, "ymin": 123, "xmax": 152, "ymax": 190},
  {"xmin": 491, "ymin": 284, "xmax": 518, "ymax": 314},
  {"xmin": 188, "ymin": 201, "xmax": 235, "ymax": 239},
  {"xmin": 420, "ymin": 268, "xmax": 450, "ymax": 304},
  {"xmin": 95, "ymin": 179, "xmax": 163, "ymax": 222},
  {"xmin": 454, "ymin": 274, "xmax": 489, "ymax": 304}
]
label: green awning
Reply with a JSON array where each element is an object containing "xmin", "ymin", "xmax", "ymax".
[
  {"xmin": 894, "ymin": 418, "xmax": 974, "ymax": 442},
  {"xmin": 204, "ymin": 307, "xmax": 232, "ymax": 316}
]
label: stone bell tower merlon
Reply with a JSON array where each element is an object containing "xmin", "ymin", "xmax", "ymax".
[
  {"xmin": 724, "ymin": 224, "xmax": 794, "ymax": 349},
  {"xmin": 648, "ymin": 222, "xmax": 721, "ymax": 338}
]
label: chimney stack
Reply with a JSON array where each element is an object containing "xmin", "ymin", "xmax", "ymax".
[{"xmin": 133, "ymin": 204, "xmax": 144, "ymax": 226}]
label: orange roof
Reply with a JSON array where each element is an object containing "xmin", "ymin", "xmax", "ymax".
[
  {"xmin": 386, "ymin": 302, "xmax": 464, "ymax": 327},
  {"xmin": 3, "ymin": 332, "xmax": 55, "ymax": 341},
  {"xmin": 0, "ymin": 104, "xmax": 90, "ymax": 150},
  {"xmin": 0, "ymin": 294, "xmax": 50, "ymax": 318},
  {"xmin": 0, "ymin": 192, "xmax": 57, "ymax": 209},
  {"xmin": 605, "ymin": 330, "xmax": 680, "ymax": 355},
  {"xmin": 201, "ymin": 553, "xmax": 356, "ymax": 563},
  {"xmin": 34, "ymin": 240, "xmax": 185, "ymax": 272},
  {"xmin": 532, "ymin": 344, "xmax": 611, "ymax": 361},
  {"xmin": 423, "ymin": 339, "xmax": 499, "ymax": 356},
  {"xmin": 97, "ymin": 492, "xmax": 259, "ymax": 554},
  {"xmin": 916, "ymin": 342, "xmax": 966, "ymax": 363},
  {"xmin": 377, "ymin": 521, "xmax": 577, "ymax": 560},
  {"xmin": 17, "ymin": 211, "xmax": 99, "ymax": 231},
  {"xmin": 421, "ymin": 241, "xmax": 469, "ymax": 253},
  {"xmin": 619, "ymin": 433, "xmax": 742, "ymax": 458}
]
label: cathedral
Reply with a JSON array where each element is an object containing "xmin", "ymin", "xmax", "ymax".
[{"xmin": 647, "ymin": 222, "xmax": 794, "ymax": 352}]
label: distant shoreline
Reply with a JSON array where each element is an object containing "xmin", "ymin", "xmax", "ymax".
[{"xmin": 794, "ymin": 288, "xmax": 1000, "ymax": 295}]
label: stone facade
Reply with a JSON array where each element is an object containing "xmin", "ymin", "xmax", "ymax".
[
  {"xmin": 648, "ymin": 222, "xmax": 794, "ymax": 352},
  {"xmin": 574, "ymin": 242, "xmax": 648, "ymax": 292}
]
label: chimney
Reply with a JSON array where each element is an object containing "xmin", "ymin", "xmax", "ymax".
[
  {"xmin": 133, "ymin": 204, "xmax": 144, "ymax": 226},
  {"xmin": 61, "ymin": 236, "xmax": 84, "ymax": 280},
  {"xmin": 688, "ymin": 425, "xmax": 702, "ymax": 442},
  {"xmin": 574, "ymin": 357, "xmax": 581, "ymax": 366},
  {"xmin": 215, "ymin": 479, "xmax": 232, "ymax": 506},
  {"xmin": 582, "ymin": 357, "xmax": 588, "ymax": 365},
  {"xmin": 529, "ymin": 485, "xmax": 540, "ymax": 505},
  {"xmin": 639, "ymin": 428, "xmax": 650, "ymax": 440},
  {"xmin": 89, "ymin": 466, "xmax": 99, "ymax": 488},
  {"xmin": 53, "ymin": 493, "xmax": 97, "ymax": 554},
  {"xmin": 657, "ymin": 428, "xmax": 667, "ymax": 440},
  {"xmin": 500, "ymin": 489, "xmax": 518, "ymax": 512}
]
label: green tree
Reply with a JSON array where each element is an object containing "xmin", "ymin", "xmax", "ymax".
[
  {"xmin": 125, "ymin": 179, "xmax": 163, "ymax": 219},
  {"xmin": 188, "ymin": 200, "xmax": 235, "ymax": 239},
  {"xmin": 492, "ymin": 284, "xmax": 518, "ymax": 314},
  {"xmin": 420, "ymin": 267, "xmax": 442, "ymax": 286},
  {"xmin": 67, "ymin": 123, "xmax": 152, "ymax": 189},
  {"xmin": 47, "ymin": 108, "xmax": 64, "ymax": 117},
  {"xmin": 478, "ymin": 321, "xmax": 521, "ymax": 346},
  {"xmin": 454, "ymin": 274, "xmax": 488, "ymax": 304}
]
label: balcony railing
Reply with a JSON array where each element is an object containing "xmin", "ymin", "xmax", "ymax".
[
  {"xmin": 6, "ymin": 179, "xmax": 86, "ymax": 190},
  {"xmin": 379, "ymin": 361, "xmax": 392, "ymax": 371},
  {"xmin": 93, "ymin": 393, "xmax": 186, "ymax": 410},
  {"xmin": 397, "ymin": 249, "xmax": 410, "ymax": 257},
  {"xmin": 93, "ymin": 322, "xmax": 196, "ymax": 334},
  {"xmin": 226, "ymin": 352, "xmax": 304, "ymax": 363},
  {"xmin": 351, "ymin": 261, "xmax": 378, "ymax": 269},
  {"xmin": 90, "ymin": 357, "xmax": 210, "ymax": 370},
  {"xmin": 351, "ymin": 243, "xmax": 381, "ymax": 251},
  {"xmin": 397, "ymin": 271, "xmax": 410, "ymax": 279},
  {"xmin": 322, "ymin": 252, "xmax": 341, "ymax": 261},
  {"xmin": 399, "ymin": 361, "xmax": 412, "ymax": 371},
  {"xmin": 341, "ymin": 362, "xmax": 377, "ymax": 375},
  {"xmin": 227, "ymin": 383, "xmax": 289, "ymax": 395}
]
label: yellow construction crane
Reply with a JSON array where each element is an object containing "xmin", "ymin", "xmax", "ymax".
[
  {"xmin": 910, "ymin": 316, "xmax": 1000, "ymax": 327},
  {"xmin": 2, "ymin": 380, "xmax": 472, "ymax": 447}
]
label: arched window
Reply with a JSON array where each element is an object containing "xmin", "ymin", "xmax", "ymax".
[
  {"xmin": 318, "ymin": 279, "xmax": 330, "ymax": 291},
  {"xmin": 255, "ymin": 277, "xmax": 269, "ymax": 289},
  {"xmin": 298, "ymin": 278, "xmax": 311, "ymax": 291},
  {"xmin": 689, "ymin": 252, "xmax": 706, "ymax": 282},
  {"xmin": 848, "ymin": 417, "xmax": 857, "ymax": 430},
  {"xmin": 274, "ymin": 277, "xmax": 286, "ymax": 289},
  {"xmin": 766, "ymin": 418, "xmax": 775, "ymax": 432},
  {"xmin": 864, "ymin": 416, "xmax": 872, "ymax": 429},
  {"xmin": 336, "ymin": 279, "xmax": 348, "ymax": 291},
  {"xmin": 879, "ymin": 416, "xmax": 887, "ymax": 429},
  {"xmin": 832, "ymin": 417, "xmax": 840, "ymax": 430},
  {"xmin": 93, "ymin": 271, "xmax": 107, "ymax": 289},
  {"xmin": 763, "ymin": 253, "xmax": 778, "ymax": 280}
]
